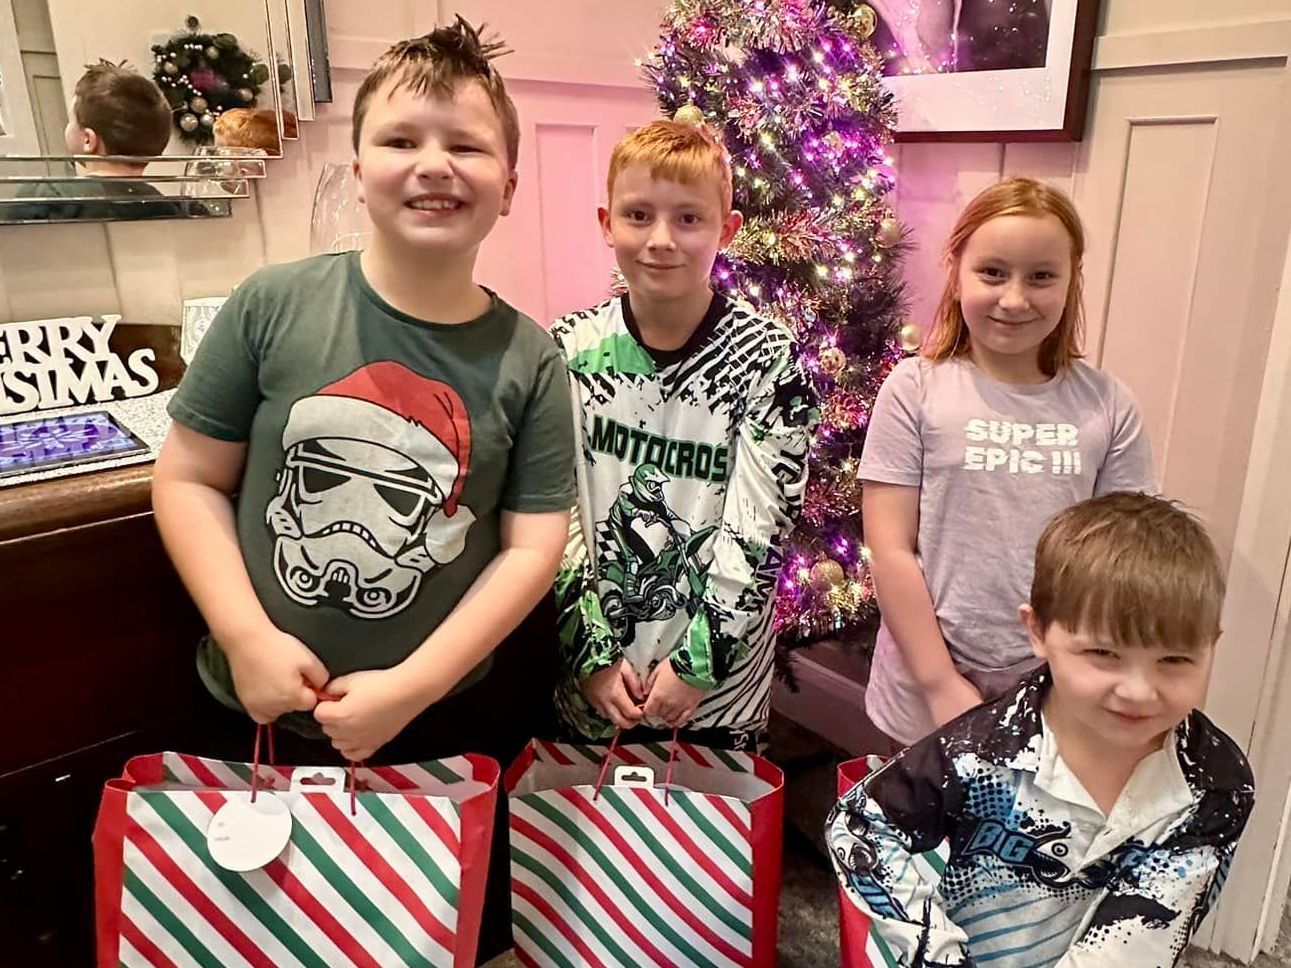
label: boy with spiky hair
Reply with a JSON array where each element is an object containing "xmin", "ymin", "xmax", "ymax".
[
  {"xmin": 552, "ymin": 119, "xmax": 819, "ymax": 751},
  {"xmin": 155, "ymin": 20, "xmax": 573, "ymax": 959},
  {"xmin": 829, "ymin": 492, "xmax": 1254, "ymax": 967}
]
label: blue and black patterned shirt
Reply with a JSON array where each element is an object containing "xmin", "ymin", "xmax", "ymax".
[{"xmin": 828, "ymin": 668, "xmax": 1253, "ymax": 967}]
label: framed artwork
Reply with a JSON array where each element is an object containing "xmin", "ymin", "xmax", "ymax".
[{"xmin": 867, "ymin": 0, "xmax": 1102, "ymax": 141}]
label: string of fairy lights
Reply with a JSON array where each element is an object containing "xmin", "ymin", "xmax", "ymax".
[{"xmin": 643, "ymin": 1, "xmax": 920, "ymax": 648}]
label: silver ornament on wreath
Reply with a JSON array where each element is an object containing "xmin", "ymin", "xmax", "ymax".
[
  {"xmin": 205, "ymin": 46, "xmax": 220, "ymax": 60},
  {"xmin": 237, "ymin": 87, "xmax": 254, "ymax": 103},
  {"xmin": 199, "ymin": 112, "xmax": 215, "ymax": 129},
  {"xmin": 190, "ymin": 96, "xmax": 208, "ymax": 113},
  {"xmin": 163, "ymin": 61, "xmax": 178, "ymax": 75},
  {"xmin": 179, "ymin": 113, "xmax": 200, "ymax": 133}
]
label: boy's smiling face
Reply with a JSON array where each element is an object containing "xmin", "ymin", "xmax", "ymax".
[
  {"xmin": 599, "ymin": 165, "xmax": 742, "ymax": 305},
  {"xmin": 353, "ymin": 76, "xmax": 516, "ymax": 257},
  {"xmin": 1023, "ymin": 607, "xmax": 1214, "ymax": 753}
]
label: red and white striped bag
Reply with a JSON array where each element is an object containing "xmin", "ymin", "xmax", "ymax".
[
  {"xmin": 92, "ymin": 749, "xmax": 499, "ymax": 968},
  {"xmin": 505, "ymin": 736, "xmax": 784, "ymax": 968},
  {"xmin": 836, "ymin": 756, "xmax": 951, "ymax": 968}
]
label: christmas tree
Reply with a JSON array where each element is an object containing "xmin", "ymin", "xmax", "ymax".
[{"xmin": 643, "ymin": 0, "xmax": 915, "ymax": 661}]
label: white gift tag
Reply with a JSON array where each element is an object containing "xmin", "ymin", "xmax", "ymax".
[
  {"xmin": 206, "ymin": 794, "xmax": 292, "ymax": 872},
  {"xmin": 613, "ymin": 765, "xmax": 655, "ymax": 788}
]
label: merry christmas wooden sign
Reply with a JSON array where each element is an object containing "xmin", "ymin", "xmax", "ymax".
[{"xmin": 0, "ymin": 316, "xmax": 160, "ymax": 416}]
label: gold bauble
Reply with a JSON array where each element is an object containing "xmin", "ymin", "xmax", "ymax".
[
  {"xmin": 810, "ymin": 558, "xmax": 846, "ymax": 592},
  {"xmin": 823, "ymin": 131, "xmax": 844, "ymax": 151},
  {"xmin": 876, "ymin": 216, "xmax": 902, "ymax": 248},
  {"xmin": 899, "ymin": 322, "xmax": 923, "ymax": 353},
  {"xmin": 820, "ymin": 347, "xmax": 847, "ymax": 376},
  {"xmin": 850, "ymin": 5, "xmax": 877, "ymax": 41},
  {"xmin": 673, "ymin": 103, "xmax": 705, "ymax": 126}
]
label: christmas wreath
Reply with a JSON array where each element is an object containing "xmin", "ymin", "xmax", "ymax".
[{"xmin": 151, "ymin": 17, "xmax": 277, "ymax": 146}]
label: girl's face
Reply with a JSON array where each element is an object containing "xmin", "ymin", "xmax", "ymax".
[{"xmin": 955, "ymin": 213, "xmax": 1074, "ymax": 378}]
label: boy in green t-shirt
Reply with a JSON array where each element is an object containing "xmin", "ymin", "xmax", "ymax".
[
  {"xmin": 155, "ymin": 20, "xmax": 572, "ymax": 768},
  {"xmin": 155, "ymin": 21, "xmax": 572, "ymax": 959}
]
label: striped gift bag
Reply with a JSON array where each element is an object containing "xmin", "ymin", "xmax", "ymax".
[
  {"xmin": 505, "ymin": 738, "xmax": 784, "ymax": 968},
  {"xmin": 92, "ymin": 751, "xmax": 499, "ymax": 968},
  {"xmin": 836, "ymin": 756, "xmax": 950, "ymax": 968}
]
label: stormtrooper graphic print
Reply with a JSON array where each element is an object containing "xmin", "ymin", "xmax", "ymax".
[
  {"xmin": 265, "ymin": 360, "xmax": 476, "ymax": 620},
  {"xmin": 551, "ymin": 294, "xmax": 818, "ymax": 739}
]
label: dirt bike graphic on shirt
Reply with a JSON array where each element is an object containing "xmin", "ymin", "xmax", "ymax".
[{"xmin": 598, "ymin": 463, "xmax": 717, "ymax": 644}]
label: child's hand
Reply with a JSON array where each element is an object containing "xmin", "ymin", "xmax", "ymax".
[
  {"xmin": 582, "ymin": 660, "xmax": 646, "ymax": 729},
  {"xmin": 312, "ymin": 669, "xmax": 425, "ymax": 763},
  {"xmin": 226, "ymin": 628, "xmax": 329, "ymax": 724},
  {"xmin": 927, "ymin": 673, "xmax": 984, "ymax": 728},
  {"xmin": 642, "ymin": 659, "xmax": 707, "ymax": 729}
]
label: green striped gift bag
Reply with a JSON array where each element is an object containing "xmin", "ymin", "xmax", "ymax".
[
  {"xmin": 92, "ymin": 751, "xmax": 499, "ymax": 968},
  {"xmin": 836, "ymin": 756, "xmax": 951, "ymax": 968},
  {"xmin": 505, "ymin": 739, "xmax": 784, "ymax": 968}
]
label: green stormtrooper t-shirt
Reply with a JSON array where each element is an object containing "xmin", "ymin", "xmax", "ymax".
[{"xmin": 168, "ymin": 251, "xmax": 575, "ymax": 734}]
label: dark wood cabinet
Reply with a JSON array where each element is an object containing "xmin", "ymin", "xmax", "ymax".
[
  {"xmin": 0, "ymin": 463, "xmax": 204, "ymax": 965},
  {"xmin": 0, "ymin": 325, "xmax": 203, "ymax": 965}
]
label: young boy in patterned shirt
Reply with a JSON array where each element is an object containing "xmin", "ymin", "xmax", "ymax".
[
  {"xmin": 551, "ymin": 119, "xmax": 819, "ymax": 752},
  {"xmin": 829, "ymin": 492, "xmax": 1254, "ymax": 967}
]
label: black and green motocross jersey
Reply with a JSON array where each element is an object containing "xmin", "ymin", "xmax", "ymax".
[{"xmin": 550, "ymin": 293, "xmax": 819, "ymax": 739}]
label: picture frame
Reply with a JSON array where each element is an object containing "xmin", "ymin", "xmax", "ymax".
[
  {"xmin": 303, "ymin": 0, "xmax": 332, "ymax": 104},
  {"xmin": 870, "ymin": 0, "xmax": 1102, "ymax": 142}
]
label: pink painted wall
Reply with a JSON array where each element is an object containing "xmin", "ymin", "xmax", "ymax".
[
  {"xmin": 464, "ymin": 1, "xmax": 666, "ymax": 326},
  {"xmin": 474, "ymin": 82, "xmax": 656, "ymax": 326}
]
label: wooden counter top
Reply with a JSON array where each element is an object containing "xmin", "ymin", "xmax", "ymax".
[
  {"xmin": 0, "ymin": 460, "xmax": 157, "ymax": 543},
  {"xmin": 0, "ymin": 322, "xmax": 184, "ymax": 542},
  {"xmin": 0, "ymin": 322, "xmax": 200, "ymax": 964}
]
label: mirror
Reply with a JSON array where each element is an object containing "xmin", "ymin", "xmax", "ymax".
[
  {"xmin": 0, "ymin": 167, "xmax": 247, "ymax": 224},
  {"xmin": 300, "ymin": 0, "xmax": 331, "ymax": 106},
  {"xmin": 1, "ymin": 0, "xmax": 287, "ymax": 159},
  {"xmin": 0, "ymin": 0, "xmax": 319, "ymax": 224}
]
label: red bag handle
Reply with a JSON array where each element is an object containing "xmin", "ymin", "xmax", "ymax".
[
  {"xmin": 592, "ymin": 726, "xmax": 683, "ymax": 804},
  {"xmin": 249, "ymin": 722, "xmax": 363, "ymax": 816}
]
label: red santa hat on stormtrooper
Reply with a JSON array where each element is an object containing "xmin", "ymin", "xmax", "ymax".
[{"xmin": 281, "ymin": 361, "xmax": 472, "ymax": 517}]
